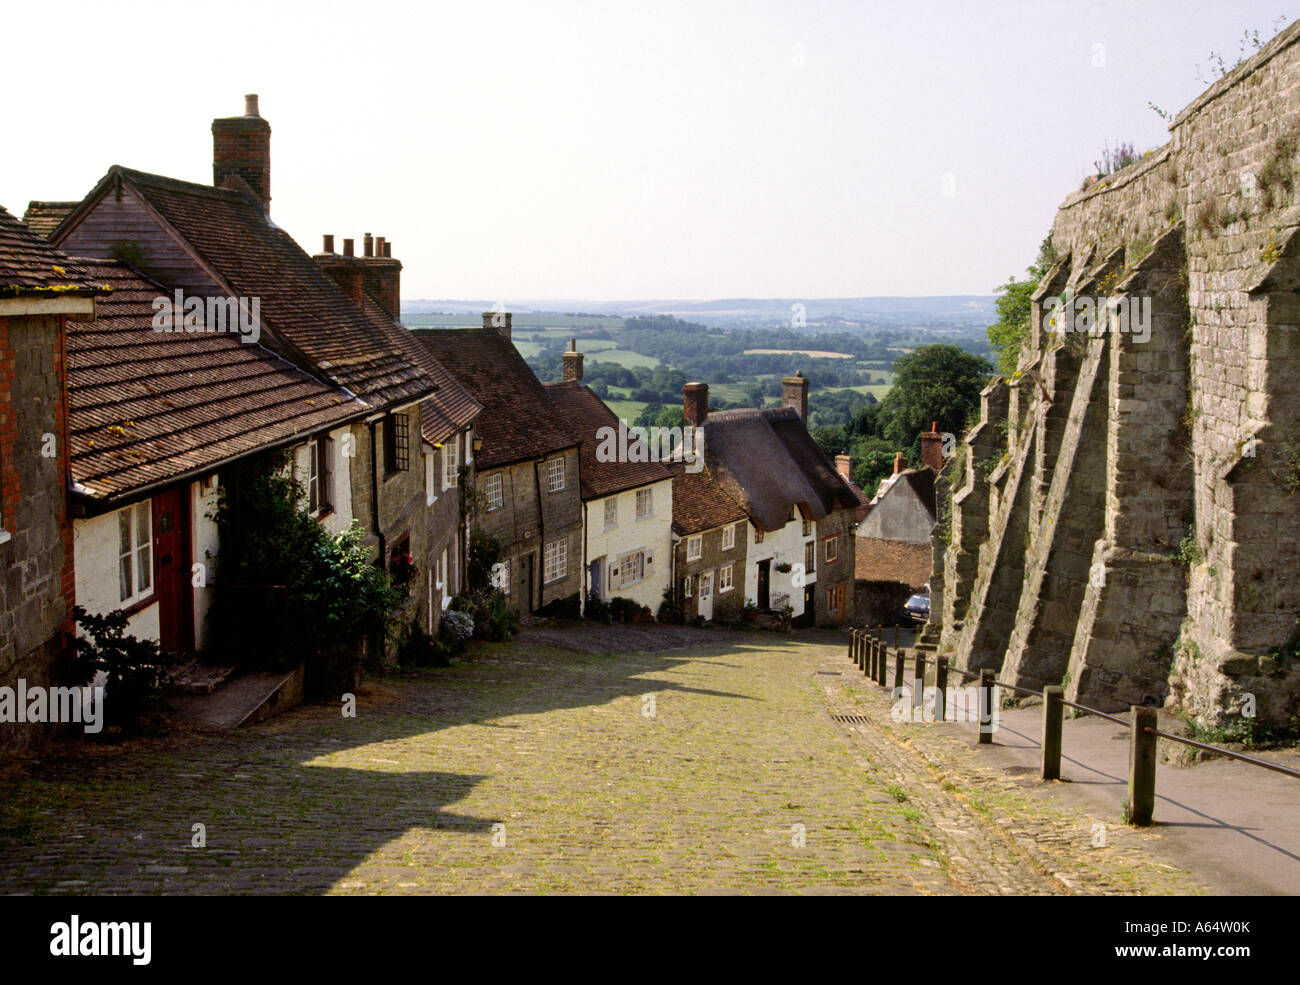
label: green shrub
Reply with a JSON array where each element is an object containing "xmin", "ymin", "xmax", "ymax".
[
  {"xmin": 399, "ymin": 620, "xmax": 453, "ymax": 668},
  {"xmin": 208, "ymin": 453, "xmax": 407, "ymax": 697},
  {"xmin": 70, "ymin": 606, "xmax": 173, "ymax": 734},
  {"xmin": 585, "ymin": 593, "xmax": 613, "ymax": 624}
]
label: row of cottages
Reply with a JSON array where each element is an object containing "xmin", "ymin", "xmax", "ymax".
[
  {"xmin": 678, "ymin": 375, "xmax": 861, "ymax": 626},
  {"xmin": 415, "ymin": 319, "xmax": 584, "ymax": 613},
  {"xmin": 31, "ymin": 95, "xmax": 482, "ymax": 658}
]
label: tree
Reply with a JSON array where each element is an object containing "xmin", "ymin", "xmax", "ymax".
[
  {"xmin": 878, "ymin": 344, "xmax": 993, "ymax": 460},
  {"xmin": 986, "ymin": 234, "xmax": 1058, "ymax": 375}
]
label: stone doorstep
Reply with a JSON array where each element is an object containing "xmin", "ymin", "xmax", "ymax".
[
  {"xmin": 168, "ymin": 665, "xmax": 304, "ymax": 729},
  {"xmin": 171, "ymin": 660, "xmax": 240, "ymax": 695}
]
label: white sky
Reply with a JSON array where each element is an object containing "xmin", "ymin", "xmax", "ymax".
[{"xmin": 2, "ymin": 0, "xmax": 1288, "ymax": 300}]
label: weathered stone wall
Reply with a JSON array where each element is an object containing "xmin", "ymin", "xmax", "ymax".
[
  {"xmin": 0, "ymin": 312, "xmax": 75, "ymax": 756},
  {"xmin": 933, "ymin": 22, "xmax": 1300, "ymax": 727}
]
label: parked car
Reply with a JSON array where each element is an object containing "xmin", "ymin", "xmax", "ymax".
[{"xmin": 904, "ymin": 590, "xmax": 930, "ymax": 624}]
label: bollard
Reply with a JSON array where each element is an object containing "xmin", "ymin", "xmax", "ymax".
[
  {"xmin": 877, "ymin": 643, "xmax": 888, "ymax": 686},
  {"xmin": 866, "ymin": 633, "xmax": 875, "ymax": 678},
  {"xmin": 853, "ymin": 631, "xmax": 862, "ymax": 671},
  {"xmin": 1129, "ymin": 706, "xmax": 1158, "ymax": 826},
  {"xmin": 1041, "ymin": 685, "xmax": 1064, "ymax": 780},
  {"xmin": 893, "ymin": 650, "xmax": 904, "ymax": 694},
  {"xmin": 941, "ymin": 660, "xmax": 951, "ymax": 722},
  {"xmin": 912, "ymin": 651, "xmax": 925, "ymax": 714},
  {"xmin": 978, "ymin": 668, "xmax": 995, "ymax": 744},
  {"xmin": 848, "ymin": 630, "xmax": 856, "ymax": 666}
]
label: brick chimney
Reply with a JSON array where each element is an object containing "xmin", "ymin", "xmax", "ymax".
[
  {"xmin": 212, "ymin": 94, "xmax": 271, "ymax": 213},
  {"xmin": 835, "ymin": 453, "xmax": 852, "ymax": 482},
  {"xmin": 893, "ymin": 452, "xmax": 906, "ymax": 475},
  {"xmin": 483, "ymin": 311, "xmax": 512, "ymax": 339},
  {"xmin": 683, "ymin": 382, "xmax": 709, "ymax": 427},
  {"xmin": 782, "ymin": 371, "xmax": 809, "ymax": 423},
  {"xmin": 920, "ymin": 421, "xmax": 944, "ymax": 471},
  {"xmin": 314, "ymin": 232, "xmax": 400, "ymax": 316},
  {"xmin": 562, "ymin": 338, "xmax": 584, "ymax": 381},
  {"xmin": 322, "ymin": 234, "xmax": 335, "ymax": 254}
]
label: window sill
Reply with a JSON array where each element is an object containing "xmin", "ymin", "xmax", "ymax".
[
  {"xmin": 0, "ymin": 530, "xmax": 10, "ymax": 546},
  {"xmin": 117, "ymin": 593, "xmax": 157, "ymax": 618}
]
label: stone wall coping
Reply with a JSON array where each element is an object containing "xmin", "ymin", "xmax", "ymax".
[{"xmin": 1173, "ymin": 19, "xmax": 1300, "ymax": 129}]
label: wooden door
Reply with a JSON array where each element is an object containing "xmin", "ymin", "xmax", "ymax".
[
  {"xmin": 698, "ymin": 571, "xmax": 713, "ymax": 622},
  {"xmin": 757, "ymin": 560, "xmax": 770, "ymax": 610},
  {"xmin": 152, "ymin": 487, "xmax": 193, "ymax": 656}
]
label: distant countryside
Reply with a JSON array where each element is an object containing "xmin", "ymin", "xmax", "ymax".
[{"xmin": 404, "ymin": 296, "xmax": 997, "ymax": 492}]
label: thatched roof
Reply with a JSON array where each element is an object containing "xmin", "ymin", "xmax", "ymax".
[{"xmin": 701, "ymin": 406, "xmax": 859, "ymax": 532}]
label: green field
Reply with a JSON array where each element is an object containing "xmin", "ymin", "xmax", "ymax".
[
  {"xmin": 585, "ymin": 348, "xmax": 660, "ymax": 369},
  {"xmin": 604, "ymin": 398, "xmax": 649, "ymax": 422}
]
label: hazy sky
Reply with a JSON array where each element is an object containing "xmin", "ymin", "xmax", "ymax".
[{"xmin": 3, "ymin": 1, "xmax": 1289, "ymax": 299}]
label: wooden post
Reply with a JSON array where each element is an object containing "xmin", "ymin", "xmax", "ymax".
[
  {"xmin": 1129, "ymin": 706, "xmax": 1158, "ymax": 826},
  {"xmin": 1041, "ymin": 685, "xmax": 1064, "ymax": 780},
  {"xmin": 877, "ymin": 643, "xmax": 888, "ymax": 686},
  {"xmin": 892, "ymin": 651, "xmax": 904, "ymax": 693},
  {"xmin": 978, "ymin": 668, "xmax": 995, "ymax": 744},
  {"xmin": 848, "ymin": 630, "xmax": 856, "ymax": 666},
  {"xmin": 912, "ymin": 651, "xmax": 925, "ymax": 714},
  {"xmin": 935, "ymin": 656, "xmax": 948, "ymax": 722}
]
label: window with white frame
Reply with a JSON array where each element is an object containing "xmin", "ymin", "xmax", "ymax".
[
  {"xmin": 801, "ymin": 516, "xmax": 811, "ymax": 537},
  {"xmin": 306, "ymin": 436, "xmax": 332, "ymax": 515},
  {"xmin": 686, "ymin": 535, "xmax": 702, "ymax": 561},
  {"xmin": 604, "ymin": 498, "xmax": 618, "ymax": 529},
  {"xmin": 635, "ymin": 488, "xmax": 652, "ymax": 518},
  {"xmin": 754, "ymin": 526, "xmax": 764, "ymax": 543},
  {"xmin": 442, "ymin": 438, "xmax": 459, "ymax": 491},
  {"xmin": 719, "ymin": 564, "xmax": 734, "ymax": 592},
  {"xmin": 611, "ymin": 550, "xmax": 645, "ymax": 590},
  {"xmin": 118, "ymin": 501, "xmax": 153, "ymax": 605},
  {"xmin": 721, "ymin": 524, "xmax": 735, "ymax": 550},
  {"xmin": 825, "ymin": 534, "xmax": 839, "ymax": 563},
  {"xmin": 546, "ymin": 456, "xmax": 565, "ymax": 493},
  {"xmin": 544, "ymin": 538, "xmax": 568, "ymax": 583},
  {"xmin": 805, "ymin": 540, "xmax": 816, "ymax": 573},
  {"xmin": 425, "ymin": 450, "xmax": 437, "ymax": 504},
  {"xmin": 484, "ymin": 472, "xmax": 504, "ymax": 511}
]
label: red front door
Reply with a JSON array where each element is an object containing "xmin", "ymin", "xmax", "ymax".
[{"xmin": 152, "ymin": 488, "xmax": 194, "ymax": 657}]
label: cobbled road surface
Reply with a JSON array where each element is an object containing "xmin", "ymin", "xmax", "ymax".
[{"xmin": 0, "ymin": 626, "xmax": 1202, "ymax": 895}]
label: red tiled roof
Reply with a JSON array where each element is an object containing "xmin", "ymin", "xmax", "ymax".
[
  {"xmin": 68, "ymin": 167, "xmax": 435, "ymax": 409},
  {"xmin": 0, "ymin": 204, "xmax": 106, "ymax": 298},
  {"xmin": 543, "ymin": 381, "xmax": 671, "ymax": 499},
  {"xmin": 67, "ymin": 259, "xmax": 367, "ymax": 499},
  {"xmin": 411, "ymin": 328, "xmax": 578, "ymax": 468},
  {"xmin": 666, "ymin": 460, "xmax": 747, "ymax": 536}
]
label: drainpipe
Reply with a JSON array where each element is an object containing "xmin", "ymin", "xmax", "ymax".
[
  {"xmin": 368, "ymin": 420, "xmax": 386, "ymax": 565},
  {"xmin": 532, "ymin": 457, "xmax": 545, "ymax": 613},
  {"xmin": 581, "ymin": 499, "xmax": 588, "ymax": 617}
]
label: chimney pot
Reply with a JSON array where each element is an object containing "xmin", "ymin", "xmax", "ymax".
[
  {"xmin": 683, "ymin": 382, "xmax": 709, "ymax": 427},
  {"xmin": 363, "ymin": 233, "xmax": 373, "ymax": 258},
  {"xmin": 343, "ymin": 238, "xmax": 354, "ymax": 257},
  {"xmin": 384, "ymin": 242, "xmax": 392, "ymax": 258},
  {"xmin": 323, "ymin": 234, "xmax": 335, "ymax": 254},
  {"xmin": 893, "ymin": 452, "xmax": 906, "ymax": 475},
  {"xmin": 245, "ymin": 93, "xmax": 260, "ymax": 117},
  {"xmin": 375, "ymin": 236, "xmax": 386, "ymax": 257}
]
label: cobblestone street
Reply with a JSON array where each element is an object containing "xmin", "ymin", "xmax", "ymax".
[{"xmin": 0, "ymin": 627, "xmax": 1203, "ymax": 895}]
